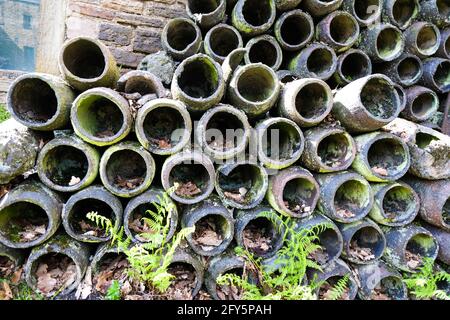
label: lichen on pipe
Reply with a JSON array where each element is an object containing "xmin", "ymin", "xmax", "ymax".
[
  {"xmin": 382, "ymin": 0, "xmax": 420, "ymax": 30},
  {"xmin": 71, "ymin": 87, "xmax": 133, "ymax": 147},
  {"xmin": 302, "ymin": 0, "xmax": 343, "ymax": 17},
  {"xmin": 123, "ymin": 188, "xmax": 178, "ymax": 243},
  {"xmin": 418, "ymin": 0, "xmax": 450, "ymax": 27},
  {"xmin": 228, "ymin": 63, "xmax": 280, "ymax": 117},
  {"xmin": 255, "ymin": 117, "xmax": 304, "ymax": 170},
  {"xmin": 404, "ymin": 22, "xmax": 441, "ymax": 58},
  {"xmin": 332, "ymin": 74, "xmax": 402, "ymax": 133},
  {"xmin": 117, "ymin": 70, "xmax": 166, "ymax": 99},
  {"xmin": 37, "ymin": 134, "xmax": 100, "ymax": 193},
  {"xmin": 301, "ymin": 126, "xmax": 356, "ymax": 173},
  {"xmin": 63, "ymin": 185, "xmax": 123, "ymax": 243},
  {"xmin": 352, "ymin": 132, "xmax": 410, "ymax": 182},
  {"xmin": 376, "ymin": 54, "xmax": 423, "ymax": 87},
  {"xmin": 204, "ymin": 24, "xmax": 243, "ymax": 64},
  {"xmin": 342, "ymin": 0, "xmax": 382, "ymax": 27},
  {"xmin": 421, "ymin": 224, "xmax": 450, "ymax": 266},
  {"xmin": 244, "ymin": 35, "xmax": 283, "ymax": 71},
  {"xmin": 419, "ymin": 57, "xmax": 450, "ymax": 93},
  {"xmin": 278, "ymin": 78, "xmax": 333, "ymax": 127},
  {"xmin": 316, "ymin": 11, "xmax": 360, "ymax": 53},
  {"xmin": 369, "ymin": 182, "xmax": 420, "ymax": 227},
  {"xmin": 315, "ymin": 171, "xmax": 373, "ymax": 223},
  {"xmin": 222, "ymin": 48, "xmax": 247, "ymax": 85},
  {"xmin": 289, "ymin": 43, "xmax": 338, "ymax": 80},
  {"xmin": 186, "ymin": 0, "xmax": 227, "ymax": 29},
  {"xmin": 402, "ymin": 86, "xmax": 439, "ymax": 122},
  {"xmin": 24, "ymin": 234, "xmax": 90, "ymax": 297},
  {"xmin": 138, "ymin": 51, "xmax": 177, "ymax": 87},
  {"xmin": 161, "ymin": 150, "xmax": 216, "ymax": 205},
  {"xmin": 0, "ymin": 181, "xmax": 62, "ymax": 249},
  {"xmin": 216, "ymin": 161, "xmax": 268, "ymax": 209},
  {"xmin": 161, "ymin": 18, "xmax": 202, "ymax": 61},
  {"xmin": 231, "ymin": 0, "xmax": 276, "ymax": 37},
  {"xmin": 59, "ymin": 37, "xmax": 119, "ymax": 91},
  {"xmin": 171, "ymin": 54, "xmax": 225, "ymax": 112},
  {"xmin": 7, "ymin": 73, "xmax": 75, "ymax": 131},
  {"xmin": 274, "ymin": 10, "xmax": 314, "ymax": 51},
  {"xmin": 275, "ymin": 0, "xmax": 302, "ymax": 11},
  {"xmin": 135, "ymin": 98, "xmax": 192, "ymax": 156},
  {"xmin": 333, "ymin": 49, "xmax": 372, "ymax": 86}
]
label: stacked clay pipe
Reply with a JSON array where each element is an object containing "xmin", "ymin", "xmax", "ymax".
[{"xmin": 1, "ymin": 0, "xmax": 450, "ymax": 300}]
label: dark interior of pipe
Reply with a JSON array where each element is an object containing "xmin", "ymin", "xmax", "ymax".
[
  {"xmin": 167, "ymin": 262, "xmax": 197, "ymax": 297},
  {"xmin": 415, "ymin": 132, "xmax": 440, "ymax": 149},
  {"xmin": 443, "ymin": 198, "xmax": 450, "ymax": 225},
  {"xmin": 0, "ymin": 256, "xmax": 15, "ymax": 278},
  {"xmin": 382, "ymin": 185, "xmax": 415, "ymax": 221},
  {"xmin": 319, "ymin": 275, "xmax": 350, "ymax": 300},
  {"xmin": 237, "ymin": 67, "xmax": 276, "ymax": 102},
  {"xmin": 354, "ymin": 0, "xmax": 380, "ymax": 20},
  {"xmin": 242, "ymin": 0, "xmax": 272, "ymax": 27},
  {"xmin": 128, "ymin": 202, "xmax": 170, "ymax": 241},
  {"xmin": 143, "ymin": 107, "xmax": 185, "ymax": 150},
  {"xmin": 372, "ymin": 276, "xmax": 405, "ymax": 300},
  {"xmin": 11, "ymin": 78, "xmax": 57, "ymax": 123},
  {"xmin": 436, "ymin": 276, "xmax": 450, "ymax": 295},
  {"xmin": 262, "ymin": 122, "xmax": 302, "ymax": 161},
  {"xmin": 106, "ymin": 150, "xmax": 147, "ymax": 190},
  {"xmin": 242, "ymin": 217, "xmax": 277, "ymax": 256},
  {"xmin": 218, "ymin": 164, "xmax": 263, "ymax": 204},
  {"xmin": 368, "ymin": 138, "xmax": 407, "ymax": 175},
  {"xmin": 76, "ymin": 96, "xmax": 124, "ymax": 138},
  {"xmin": 306, "ymin": 48, "xmax": 334, "ymax": 77},
  {"xmin": 295, "ymin": 82, "xmax": 329, "ymax": 119},
  {"xmin": 392, "ymin": 0, "xmax": 417, "ymax": 27},
  {"xmin": 397, "ymin": 57, "xmax": 421, "ymax": 82},
  {"xmin": 406, "ymin": 233, "xmax": 438, "ymax": 266},
  {"xmin": 206, "ymin": 111, "xmax": 244, "ymax": 151},
  {"xmin": 209, "ymin": 27, "xmax": 240, "ymax": 58},
  {"xmin": 0, "ymin": 202, "xmax": 48, "ymax": 243},
  {"xmin": 192, "ymin": 214, "xmax": 227, "ymax": 248},
  {"xmin": 42, "ymin": 146, "xmax": 88, "ymax": 186},
  {"xmin": 313, "ymin": 228, "xmax": 341, "ymax": 265},
  {"xmin": 69, "ymin": 199, "xmax": 113, "ymax": 238},
  {"xmin": 351, "ymin": 226, "xmax": 384, "ymax": 259},
  {"xmin": 96, "ymin": 252, "xmax": 128, "ymax": 275},
  {"xmin": 446, "ymin": 35, "xmax": 450, "ymax": 56},
  {"xmin": 330, "ymin": 14, "xmax": 358, "ymax": 45},
  {"xmin": 31, "ymin": 253, "xmax": 76, "ymax": 294},
  {"xmin": 280, "ymin": 14, "xmax": 311, "ymax": 46},
  {"xmin": 334, "ymin": 180, "xmax": 370, "ymax": 217},
  {"xmin": 417, "ymin": 25, "xmax": 438, "ymax": 53},
  {"xmin": 340, "ymin": 52, "xmax": 370, "ymax": 82},
  {"xmin": 169, "ymin": 163, "xmax": 209, "ymax": 197},
  {"xmin": 178, "ymin": 58, "xmax": 219, "ymax": 99},
  {"xmin": 437, "ymin": 0, "xmax": 450, "ymax": 16},
  {"xmin": 167, "ymin": 20, "xmax": 197, "ymax": 51},
  {"xmin": 360, "ymin": 78, "xmax": 398, "ymax": 119},
  {"xmin": 248, "ymin": 39, "xmax": 278, "ymax": 68},
  {"xmin": 188, "ymin": 0, "xmax": 220, "ymax": 14},
  {"xmin": 283, "ymin": 177, "xmax": 318, "ymax": 213},
  {"xmin": 376, "ymin": 28, "xmax": 402, "ymax": 59},
  {"xmin": 412, "ymin": 92, "xmax": 437, "ymax": 118},
  {"xmin": 63, "ymin": 39, "xmax": 106, "ymax": 79},
  {"xmin": 124, "ymin": 76, "xmax": 160, "ymax": 96},
  {"xmin": 317, "ymin": 133, "xmax": 351, "ymax": 168},
  {"xmin": 279, "ymin": 74, "xmax": 297, "ymax": 84},
  {"xmin": 434, "ymin": 60, "xmax": 450, "ymax": 88}
]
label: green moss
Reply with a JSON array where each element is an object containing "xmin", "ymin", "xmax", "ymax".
[{"xmin": 0, "ymin": 104, "xmax": 10, "ymax": 123}]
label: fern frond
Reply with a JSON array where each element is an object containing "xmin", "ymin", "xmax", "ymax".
[{"xmin": 325, "ymin": 275, "xmax": 350, "ymax": 300}]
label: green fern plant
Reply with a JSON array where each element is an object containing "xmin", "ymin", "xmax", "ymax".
[
  {"xmin": 105, "ymin": 280, "xmax": 121, "ymax": 300},
  {"xmin": 321, "ymin": 275, "xmax": 350, "ymax": 300},
  {"xmin": 217, "ymin": 211, "xmax": 334, "ymax": 300},
  {"xmin": 402, "ymin": 258, "xmax": 450, "ymax": 300}
]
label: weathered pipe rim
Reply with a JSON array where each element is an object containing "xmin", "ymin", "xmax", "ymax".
[
  {"xmin": 186, "ymin": 0, "xmax": 227, "ymax": 26},
  {"xmin": 205, "ymin": 254, "xmax": 245, "ymax": 300},
  {"xmin": 161, "ymin": 18, "xmax": 202, "ymax": 59},
  {"xmin": 276, "ymin": 69, "xmax": 299, "ymax": 84},
  {"xmin": 256, "ymin": 117, "xmax": 305, "ymax": 169},
  {"xmin": 400, "ymin": 227, "xmax": 440, "ymax": 272},
  {"xmin": 393, "ymin": 83, "xmax": 407, "ymax": 112},
  {"xmin": 204, "ymin": 23, "xmax": 244, "ymax": 64},
  {"xmin": 373, "ymin": 24, "xmax": 405, "ymax": 62},
  {"xmin": 116, "ymin": 70, "xmax": 166, "ymax": 98},
  {"xmin": 413, "ymin": 22, "xmax": 442, "ymax": 57},
  {"xmin": 215, "ymin": 161, "xmax": 269, "ymax": 209},
  {"xmin": 406, "ymin": 86, "xmax": 440, "ymax": 121},
  {"xmin": 135, "ymin": 98, "xmax": 193, "ymax": 155},
  {"xmin": 161, "ymin": 150, "xmax": 216, "ymax": 204},
  {"xmin": 62, "ymin": 185, "xmax": 123, "ymax": 243},
  {"xmin": 274, "ymin": 9, "xmax": 315, "ymax": 51},
  {"xmin": 99, "ymin": 142, "xmax": 156, "ymax": 198},
  {"xmin": 295, "ymin": 43, "xmax": 339, "ymax": 80},
  {"xmin": 71, "ymin": 87, "xmax": 133, "ymax": 147},
  {"xmin": 335, "ymin": 49, "xmax": 372, "ymax": 85},
  {"xmin": 302, "ymin": 0, "xmax": 344, "ymax": 17},
  {"xmin": 395, "ymin": 54, "xmax": 424, "ymax": 86},
  {"xmin": 90, "ymin": 243, "xmax": 126, "ymax": 275},
  {"xmin": 384, "ymin": 0, "xmax": 420, "ymax": 29},
  {"xmin": 437, "ymin": 28, "xmax": 450, "ymax": 59},
  {"xmin": 123, "ymin": 188, "xmax": 178, "ymax": 243},
  {"xmin": 231, "ymin": 0, "xmax": 277, "ymax": 36},
  {"xmin": 321, "ymin": 10, "xmax": 360, "ymax": 48},
  {"xmin": 427, "ymin": 58, "xmax": 450, "ymax": 92},
  {"xmin": 59, "ymin": 36, "xmax": 112, "ymax": 86},
  {"xmin": 36, "ymin": 135, "xmax": 100, "ymax": 193},
  {"xmin": 244, "ymin": 34, "xmax": 283, "ymax": 71},
  {"xmin": 196, "ymin": 104, "xmax": 251, "ymax": 160},
  {"xmin": 6, "ymin": 73, "xmax": 71, "ymax": 130},
  {"xmin": 344, "ymin": 0, "xmax": 382, "ymax": 26},
  {"xmin": 169, "ymin": 249, "xmax": 205, "ymax": 298}
]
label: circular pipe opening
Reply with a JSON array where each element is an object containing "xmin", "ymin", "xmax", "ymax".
[
  {"xmin": 280, "ymin": 14, "xmax": 312, "ymax": 46},
  {"xmin": 242, "ymin": 217, "xmax": 278, "ymax": 256},
  {"xmin": 247, "ymin": 39, "xmax": 279, "ymax": 68},
  {"xmin": 306, "ymin": 48, "xmax": 334, "ymax": 78},
  {"xmin": 411, "ymin": 92, "xmax": 438, "ymax": 119},
  {"xmin": 397, "ymin": 57, "xmax": 421, "ymax": 83},
  {"xmin": 105, "ymin": 150, "xmax": 147, "ymax": 191},
  {"xmin": 376, "ymin": 27, "xmax": 403, "ymax": 60},
  {"xmin": 417, "ymin": 25, "xmax": 439, "ymax": 55},
  {"xmin": 10, "ymin": 78, "xmax": 57, "ymax": 124},
  {"xmin": 93, "ymin": 252, "xmax": 129, "ymax": 295},
  {"xmin": 354, "ymin": 0, "xmax": 380, "ymax": 21},
  {"xmin": 349, "ymin": 226, "xmax": 384, "ymax": 261},
  {"xmin": 392, "ymin": 0, "xmax": 418, "ymax": 27},
  {"xmin": 166, "ymin": 262, "xmax": 198, "ymax": 300},
  {"xmin": 41, "ymin": 146, "xmax": 88, "ymax": 187},
  {"xmin": 295, "ymin": 82, "xmax": 329, "ymax": 120},
  {"xmin": 319, "ymin": 275, "xmax": 351, "ymax": 300},
  {"xmin": 123, "ymin": 76, "xmax": 161, "ymax": 96},
  {"xmin": 209, "ymin": 27, "xmax": 241, "ymax": 59},
  {"xmin": 368, "ymin": 138, "xmax": 408, "ymax": 177},
  {"xmin": 334, "ymin": 180, "xmax": 371, "ymax": 219},
  {"xmin": 188, "ymin": 0, "xmax": 220, "ymax": 14},
  {"xmin": 205, "ymin": 112, "xmax": 244, "ymax": 152},
  {"xmin": 237, "ymin": 67, "xmax": 276, "ymax": 103},
  {"xmin": 318, "ymin": 133, "xmax": 353, "ymax": 168},
  {"xmin": 415, "ymin": 132, "xmax": 440, "ymax": 149},
  {"xmin": 282, "ymin": 177, "xmax": 318, "ymax": 216},
  {"xmin": 166, "ymin": 20, "xmax": 197, "ymax": 51},
  {"xmin": 261, "ymin": 122, "xmax": 303, "ymax": 162},
  {"xmin": 370, "ymin": 276, "xmax": 405, "ymax": 300},
  {"xmin": 329, "ymin": 14, "xmax": 358, "ymax": 46},
  {"xmin": 62, "ymin": 39, "xmax": 106, "ymax": 79},
  {"xmin": 309, "ymin": 228, "xmax": 341, "ymax": 266},
  {"xmin": 382, "ymin": 185, "xmax": 416, "ymax": 221},
  {"xmin": 169, "ymin": 163, "xmax": 210, "ymax": 199},
  {"xmin": 242, "ymin": 0, "xmax": 272, "ymax": 27},
  {"xmin": 434, "ymin": 60, "xmax": 450, "ymax": 89},
  {"xmin": 405, "ymin": 233, "xmax": 438, "ymax": 270},
  {"xmin": 0, "ymin": 256, "xmax": 15, "ymax": 278},
  {"xmin": 178, "ymin": 58, "xmax": 220, "ymax": 99},
  {"xmin": 0, "ymin": 202, "xmax": 48, "ymax": 244},
  {"xmin": 340, "ymin": 52, "xmax": 371, "ymax": 82},
  {"xmin": 191, "ymin": 215, "xmax": 228, "ymax": 252},
  {"xmin": 68, "ymin": 199, "xmax": 114, "ymax": 239},
  {"xmin": 360, "ymin": 78, "xmax": 398, "ymax": 119},
  {"xmin": 437, "ymin": 0, "xmax": 450, "ymax": 16},
  {"xmin": 128, "ymin": 202, "xmax": 164, "ymax": 242},
  {"xmin": 76, "ymin": 95, "xmax": 124, "ymax": 139},
  {"xmin": 143, "ymin": 107, "xmax": 185, "ymax": 151},
  {"xmin": 216, "ymin": 267, "xmax": 243, "ymax": 300}
]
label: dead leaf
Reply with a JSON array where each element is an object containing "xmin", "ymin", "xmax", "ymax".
[
  {"xmin": 69, "ymin": 176, "xmax": 81, "ymax": 186},
  {"xmin": 372, "ymin": 166, "xmax": 389, "ymax": 176}
]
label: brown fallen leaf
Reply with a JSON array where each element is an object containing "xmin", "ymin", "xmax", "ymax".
[
  {"xmin": 0, "ymin": 282, "xmax": 13, "ymax": 300},
  {"xmin": 405, "ymin": 250, "xmax": 423, "ymax": 269},
  {"xmin": 349, "ymin": 241, "xmax": 375, "ymax": 261},
  {"xmin": 175, "ymin": 181, "xmax": 202, "ymax": 197},
  {"xmin": 372, "ymin": 166, "xmax": 389, "ymax": 176},
  {"xmin": 336, "ymin": 208, "xmax": 356, "ymax": 219}
]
